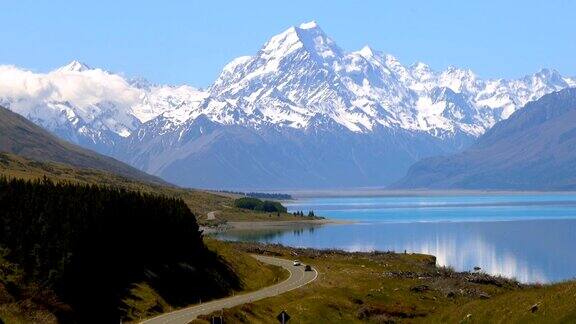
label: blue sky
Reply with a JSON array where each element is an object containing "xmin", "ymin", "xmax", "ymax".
[{"xmin": 2, "ymin": 0, "xmax": 575, "ymax": 87}]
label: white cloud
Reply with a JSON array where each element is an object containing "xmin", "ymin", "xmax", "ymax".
[{"xmin": 0, "ymin": 65, "xmax": 143, "ymax": 134}]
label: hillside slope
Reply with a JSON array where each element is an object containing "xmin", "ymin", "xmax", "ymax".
[
  {"xmin": 393, "ymin": 88, "xmax": 576, "ymax": 190},
  {"xmin": 0, "ymin": 153, "xmax": 310, "ymax": 224},
  {"xmin": 0, "ymin": 178, "xmax": 287, "ymax": 323},
  {"xmin": 0, "ymin": 105, "xmax": 165, "ymax": 185}
]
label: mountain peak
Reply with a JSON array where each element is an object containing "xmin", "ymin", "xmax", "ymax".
[
  {"xmin": 260, "ymin": 21, "xmax": 342, "ymax": 63},
  {"xmin": 358, "ymin": 45, "xmax": 375, "ymax": 58},
  {"xmin": 384, "ymin": 54, "xmax": 402, "ymax": 67},
  {"xmin": 534, "ymin": 68, "xmax": 562, "ymax": 78},
  {"xmin": 411, "ymin": 62, "xmax": 431, "ymax": 71},
  {"xmin": 128, "ymin": 76, "xmax": 155, "ymax": 90},
  {"xmin": 526, "ymin": 68, "xmax": 566, "ymax": 87},
  {"xmin": 410, "ymin": 62, "xmax": 434, "ymax": 81},
  {"xmin": 444, "ymin": 66, "xmax": 475, "ymax": 77},
  {"xmin": 56, "ymin": 60, "xmax": 91, "ymax": 72},
  {"xmin": 298, "ymin": 21, "xmax": 319, "ymax": 30}
]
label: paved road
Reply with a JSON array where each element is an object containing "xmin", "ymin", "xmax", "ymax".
[{"xmin": 140, "ymin": 255, "xmax": 317, "ymax": 324}]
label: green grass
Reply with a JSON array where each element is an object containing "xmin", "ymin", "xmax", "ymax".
[
  {"xmin": 120, "ymin": 238, "xmax": 288, "ymax": 322},
  {"xmin": 204, "ymin": 239, "xmax": 288, "ymax": 292},
  {"xmin": 6, "ymin": 153, "xmax": 573, "ymax": 322},
  {"xmin": 0, "ymin": 252, "xmax": 59, "ymax": 324},
  {"xmin": 0, "ymin": 154, "xmax": 295, "ymax": 322},
  {"xmin": 0, "ymin": 299, "xmax": 64, "ymax": 324},
  {"xmin": 429, "ymin": 281, "xmax": 576, "ymax": 323},
  {"xmin": 194, "ymin": 242, "xmax": 576, "ymax": 324},
  {"xmin": 121, "ymin": 283, "xmax": 171, "ymax": 321},
  {"xmin": 0, "ymin": 237, "xmax": 288, "ymax": 324},
  {"xmin": 0, "ymin": 307, "xmax": 50, "ymax": 324}
]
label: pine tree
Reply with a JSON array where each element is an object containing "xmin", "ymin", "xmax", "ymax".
[{"xmin": 0, "ymin": 177, "xmax": 240, "ymax": 322}]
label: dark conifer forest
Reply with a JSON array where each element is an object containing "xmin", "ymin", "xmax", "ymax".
[{"xmin": 0, "ymin": 177, "xmax": 240, "ymax": 323}]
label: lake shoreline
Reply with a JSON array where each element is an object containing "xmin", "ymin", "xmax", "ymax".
[
  {"xmin": 200, "ymin": 240, "xmax": 576, "ymax": 323},
  {"xmin": 201, "ymin": 218, "xmax": 352, "ymax": 234},
  {"xmin": 283, "ymin": 189, "xmax": 576, "ymax": 198},
  {"xmin": 230, "ymin": 218, "xmax": 352, "ymax": 230}
]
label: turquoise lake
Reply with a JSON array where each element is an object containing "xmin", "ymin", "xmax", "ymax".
[{"xmin": 217, "ymin": 194, "xmax": 576, "ymax": 283}]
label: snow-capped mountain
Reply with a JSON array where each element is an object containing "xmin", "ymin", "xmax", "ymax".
[
  {"xmin": 393, "ymin": 88, "xmax": 576, "ymax": 190},
  {"xmin": 0, "ymin": 61, "xmax": 142, "ymax": 153},
  {"xmin": 1, "ymin": 22, "xmax": 574, "ymax": 189}
]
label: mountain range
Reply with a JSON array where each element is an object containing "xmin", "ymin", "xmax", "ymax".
[
  {"xmin": 0, "ymin": 105, "xmax": 165, "ymax": 185},
  {"xmin": 1, "ymin": 21, "xmax": 574, "ymax": 189},
  {"xmin": 393, "ymin": 88, "xmax": 576, "ymax": 190}
]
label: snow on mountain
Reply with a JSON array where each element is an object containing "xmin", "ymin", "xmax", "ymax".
[
  {"xmin": 0, "ymin": 22, "xmax": 574, "ymax": 188},
  {"xmin": 203, "ymin": 22, "xmax": 573, "ymax": 138},
  {"xmin": 0, "ymin": 62, "xmax": 210, "ymax": 150},
  {"xmin": 55, "ymin": 60, "xmax": 92, "ymax": 72},
  {"xmin": 132, "ymin": 85, "xmax": 208, "ymax": 124},
  {"xmin": 0, "ymin": 63, "xmax": 142, "ymax": 150},
  {"xmin": 1, "ymin": 23, "xmax": 571, "ymax": 141},
  {"xmin": 394, "ymin": 88, "xmax": 576, "ymax": 190}
]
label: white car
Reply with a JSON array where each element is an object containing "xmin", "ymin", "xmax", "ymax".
[{"xmin": 293, "ymin": 260, "xmax": 301, "ymax": 266}]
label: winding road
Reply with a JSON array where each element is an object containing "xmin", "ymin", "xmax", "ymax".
[{"xmin": 140, "ymin": 255, "xmax": 318, "ymax": 324}]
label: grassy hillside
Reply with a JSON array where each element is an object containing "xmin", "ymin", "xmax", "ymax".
[
  {"xmin": 196, "ymin": 243, "xmax": 576, "ymax": 324},
  {"xmin": 0, "ymin": 106, "xmax": 321, "ymax": 221},
  {"xmin": 430, "ymin": 281, "xmax": 576, "ymax": 323},
  {"xmin": 0, "ymin": 152, "xmax": 309, "ymax": 224},
  {"xmin": 0, "ymin": 105, "xmax": 164, "ymax": 185},
  {"xmin": 0, "ymin": 240, "xmax": 287, "ymax": 324},
  {"xmin": 121, "ymin": 239, "xmax": 288, "ymax": 322},
  {"xmin": 0, "ymin": 177, "xmax": 230, "ymax": 322},
  {"xmin": 0, "ymin": 178, "xmax": 288, "ymax": 323}
]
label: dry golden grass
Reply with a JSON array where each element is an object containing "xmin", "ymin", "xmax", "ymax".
[
  {"xmin": 0, "ymin": 152, "xmax": 309, "ymax": 224},
  {"xmin": 120, "ymin": 238, "xmax": 288, "ymax": 322},
  {"xmin": 194, "ymin": 242, "xmax": 576, "ymax": 324},
  {"xmin": 429, "ymin": 280, "xmax": 576, "ymax": 323}
]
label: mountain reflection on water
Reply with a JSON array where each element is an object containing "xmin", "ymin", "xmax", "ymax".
[{"xmin": 217, "ymin": 194, "xmax": 576, "ymax": 283}]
